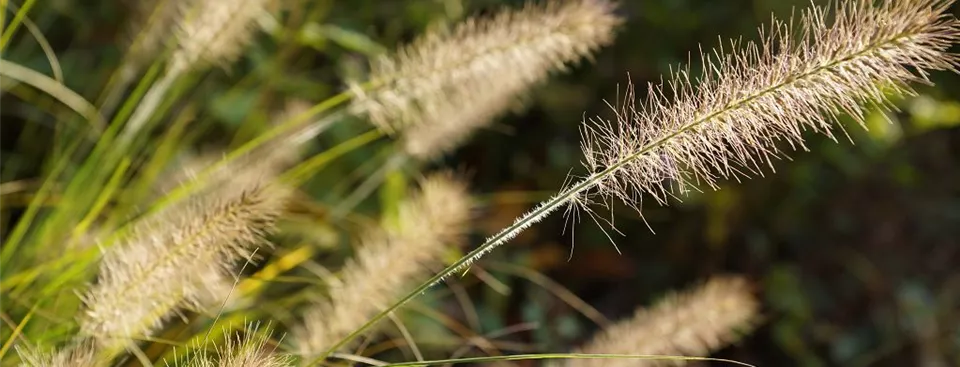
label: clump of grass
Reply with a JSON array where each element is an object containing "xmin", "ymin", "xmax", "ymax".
[{"xmin": 5, "ymin": 0, "xmax": 960, "ymax": 366}]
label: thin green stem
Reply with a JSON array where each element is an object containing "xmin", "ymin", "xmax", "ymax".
[
  {"xmin": 0, "ymin": 59, "xmax": 105, "ymax": 132},
  {"xmin": 0, "ymin": 135, "xmax": 83, "ymax": 267},
  {"xmin": 378, "ymin": 353, "xmax": 754, "ymax": 367},
  {"xmin": 116, "ymin": 66, "xmax": 182, "ymax": 145},
  {"xmin": 330, "ymin": 153, "xmax": 407, "ymax": 218},
  {"xmin": 281, "ymin": 128, "xmax": 385, "ymax": 185},
  {"xmin": 0, "ymin": 0, "xmax": 36, "ymax": 52}
]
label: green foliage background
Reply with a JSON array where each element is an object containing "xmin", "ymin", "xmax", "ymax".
[{"xmin": 2, "ymin": 0, "xmax": 959, "ymax": 365}]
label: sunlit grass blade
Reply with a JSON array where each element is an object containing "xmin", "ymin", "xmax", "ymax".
[
  {"xmin": 0, "ymin": 134, "xmax": 83, "ymax": 268},
  {"xmin": 0, "ymin": 304, "xmax": 36, "ymax": 360},
  {"xmin": 3, "ymin": 0, "xmax": 62, "ymax": 83},
  {"xmin": 69, "ymin": 158, "xmax": 130, "ymax": 246},
  {"xmin": 0, "ymin": 0, "xmax": 37, "ymax": 51},
  {"xmin": 0, "ymin": 59, "xmax": 105, "ymax": 132},
  {"xmin": 280, "ymin": 129, "xmax": 384, "ymax": 185}
]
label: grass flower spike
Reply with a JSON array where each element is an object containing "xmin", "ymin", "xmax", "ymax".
[
  {"xmin": 294, "ymin": 173, "xmax": 473, "ymax": 357},
  {"xmin": 569, "ymin": 276, "xmax": 758, "ymax": 367},
  {"xmin": 171, "ymin": 0, "xmax": 274, "ymax": 71},
  {"xmin": 126, "ymin": 0, "xmax": 185, "ymax": 66},
  {"xmin": 334, "ymin": 0, "xmax": 621, "ymax": 217},
  {"xmin": 328, "ymin": 0, "xmax": 960, "ymax": 352},
  {"xmin": 16, "ymin": 342, "xmax": 100, "ymax": 367},
  {"xmin": 579, "ymin": 0, "xmax": 960, "ymax": 208},
  {"xmin": 400, "ymin": 82, "xmax": 525, "ymax": 160},
  {"xmin": 80, "ymin": 177, "xmax": 290, "ymax": 351},
  {"xmin": 119, "ymin": 0, "xmax": 274, "ymax": 143},
  {"xmin": 353, "ymin": 0, "xmax": 622, "ymax": 133},
  {"xmin": 469, "ymin": 0, "xmax": 960, "ymax": 271},
  {"xmin": 189, "ymin": 324, "xmax": 292, "ymax": 367}
]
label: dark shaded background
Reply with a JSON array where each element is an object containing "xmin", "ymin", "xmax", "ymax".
[{"xmin": 2, "ymin": 0, "xmax": 959, "ymax": 366}]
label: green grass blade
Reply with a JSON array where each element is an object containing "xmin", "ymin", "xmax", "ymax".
[
  {"xmin": 281, "ymin": 128, "xmax": 384, "ymax": 184},
  {"xmin": 0, "ymin": 136, "xmax": 83, "ymax": 267},
  {"xmin": 0, "ymin": 303, "xmax": 36, "ymax": 360},
  {"xmin": 139, "ymin": 98, "xmax": 354, "ymax": 220},
  {"xmin": 70, "ymin": 157, "xmax": 131, "ymax": 243},
  {"xmin": 0, "ymin": 59, "xmax": 105, "ymax": 132},
  {"xmin": 0, "ymin": 0, "xmax": 37, "ymax": 51},
  {"xmin": 378, "ymin": 353, "xmax": 755, "ymax": 367}
]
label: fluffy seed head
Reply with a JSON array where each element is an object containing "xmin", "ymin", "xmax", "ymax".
[
  {"xmin": 171, "ymin": 0, "xmax": 273, "ymax": 71},
  {"xmin": 570, "ymin": 276, "xmax": 759, "ymax": 367},
  {"xmin": 578, "ymin": 0, "xmax": 960, "ymax": 210},
  {"xmin": 126, "ymin": 0, "xmax": 186, "ymax": 66},
  {"xmin": 294, "ymin": 173, "xmax": 473, "ymax": 357},
  {"xmin": 353, "ymin": 0, "xmax": 622, "ymax": 133},
  {"xmin": 16, "ymin": 342, "xmax": 100, "ymax": 367},
  {"xmin": 189, "ymin": 324, "xmax": 292, "ymax": 367},
  {"xmin": 80, "ymin": 175, "xmax": 290, "ymax": 349},
  {"xmin": 400, "ymin": 82, "xmax": 526, "ymax": 160}
]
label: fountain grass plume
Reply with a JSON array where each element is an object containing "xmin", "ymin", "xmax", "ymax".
[
  {"xmin": 294, "ymin": 172, "xmax": 473, "ymax": 358},
  {"xmin": 353, "ymin": 0, "xmax": 622, "ymax": 133},
  {"xmin": 569, "ymin": 276, "xmax": 758, "ymax": 367},
  {"xmin": 314, "ymin": 0, "xmax": 960, "ymax": 358}
]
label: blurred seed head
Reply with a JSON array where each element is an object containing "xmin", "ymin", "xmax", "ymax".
[
  {"xmin": 570, "ymin": 276, "xmax": 759, "ymax": 367},
  {"xmin": 16, "ymin": 341, "xmax": 100, "ymax": 367},
  {"xmin": 400, "ymin": 81, "xmax": 527, "ymax": 160},
  {"xmin": 80, "ymin": 172, "xmax": 291, "ymax": 349},
  {"xmin": 353, "ymin": 0, "xmax": 622, "ymax": 136},
  {"xmin": 189, "ymin": 323, "xmax": 292, "ymax": 367},
  {"xmin": 294, "ymin": 172, "xmax": 473, "ymax": 357},
  {"xmin": 170, "ymin": 0, "xmax": 274, "ymax": 71},
  {"xmin": 125, "ymin": 0, "xmax": 186, "ymax": 68}
]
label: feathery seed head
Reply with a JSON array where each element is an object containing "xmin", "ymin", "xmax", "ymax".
[
  {"xmin": 189, "ymin": 324, "xmax": 292, "ymax": 367},
  {"xmin": 400, "ymin": 82, "xmax": 527, "ymax": 160},
  {"xmin": 577, "ymin": 0, "xmax": 960, "ymax": 211},
  {"xmin": 570, "ymin": 276, "xmax": 759, "ymax": 367},
  {"xmin": 353, "ymin": 0, "xmax": 622, "ymax": 133},
  {"xmin": 16, "ymin": 342, "xmax": 100, "ymax": 367},
  {"xmin": 80, "ymin": 178, "xmax": 290, "ymax": 349},
  {"xmin": 170, "ymin": 0, "xmax": 273, "ymax": 71},
  {"xmin": 445, "ymin": 0, "xmax": 960, "ymax": 298},
  {"xmin": 294, "ymin": 172, "xmax": 472, "ymax": 357},
  {"xmin": 126, "ymin": 0, "xmax": 185, "ymax": 67}
]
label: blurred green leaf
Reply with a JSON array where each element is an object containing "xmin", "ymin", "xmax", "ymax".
[
  {"xmin": 301, "ymin": 23, "xmax": 387, "ymax": 56},
  {"xmin": 908, "ymin": 95, "xmax": 960, "ymax": 132}
]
